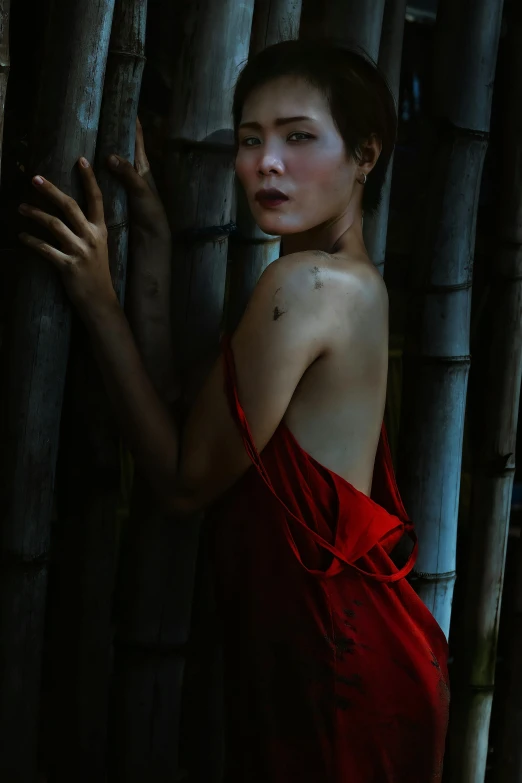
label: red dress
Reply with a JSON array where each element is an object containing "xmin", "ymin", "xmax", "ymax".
[{"xmin": 209, "ymin": 338, "xmax": 450, "ymax": 782}]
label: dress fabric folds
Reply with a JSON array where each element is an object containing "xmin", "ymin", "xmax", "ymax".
[{"xmin": 208, "ymin": 336, "xmax": 450, "ymax": 783}]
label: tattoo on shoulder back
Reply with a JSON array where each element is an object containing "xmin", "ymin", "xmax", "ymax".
[
  {"xmin": 311, "ymin": 264, "xmax": 324, "ymax": 289},
  {"xmin": 273, "ymin": 306, "xmax": 286, "ymax": 321}
]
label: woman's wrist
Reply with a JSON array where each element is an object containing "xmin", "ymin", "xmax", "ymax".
[
  {"xmin": 77, "ymin": 290, "xmax": 122, "ymax": 332},
  {"xmin": 130, "ymin": 216, "xmax": 171, "ymax": 245}
]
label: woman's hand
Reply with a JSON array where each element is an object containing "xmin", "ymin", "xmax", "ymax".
[
  {"xmin": 106, "ymin": 116, "xmax": 176, "ymax": 402},
  {"xmin": 18, "ymin": 158, "xmax": 117, "ymax": 314},
  {"xmin": 106, "ymin": 116, "xmax": 171, "ymax": 241}
]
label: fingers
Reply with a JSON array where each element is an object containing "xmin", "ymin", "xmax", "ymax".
[
  {"xmin": 134, "ymin": 119, "xmax": 151, "ymax": 178},
  {"xmin": 107, "ymin": 153, "xmax": 152, "ymax": 198},
  {"xmin": 18, "ymin": 231, "xmax": 72, "ymax": 270},
  {"xmin": 142, "ymin": 168, "xmax": 160, "ymax": 198},
  {"xmin": 18, "ymin": 202, "xmax": 81, "ymax": 250},
  {"xmin": 30, "ymin": 174, "xmax": 91, "ymax": 237},
  {"xmin": 77, "ymin": 157, "xmax": 106, "ymax": 226}
]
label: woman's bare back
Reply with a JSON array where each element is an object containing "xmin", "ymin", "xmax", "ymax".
[{"xmin": 282, "ymin": 250, "xmax": 389, "ymax": 495}]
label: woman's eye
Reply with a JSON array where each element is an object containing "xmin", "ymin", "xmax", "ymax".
[
  {"xmin": 288, "ymin": 132, "xmax": 313, "ymax": 142},
  {"xmin": 239, "ymin": 133, "xmax": 313, "ymax": 147}
]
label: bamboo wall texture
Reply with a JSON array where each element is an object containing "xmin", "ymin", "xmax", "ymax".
[
  {"xmin": 1, "ymin": 1, "xmax": 522, "ymax": 782},
  {"xmin": 449, "ymin": 0, "xmax": 522, "ymax": 778},
  {"xmin": 397, "ymin": 0, "xmax": 504, "ymax": 639},
  {"xmin": 42, "ymin": 3, "xmax": 147, "ymax": 780},
  {"xmin": 363, "ymin": 0, "xmax": 407, "ymax": 275},
  {"xmin": 0, "ymin": 2, "xmax": 116, "ymax": 780},
  {"xmin": 493, "ymin": 11, "xmax": 522, "ymax": 779}
]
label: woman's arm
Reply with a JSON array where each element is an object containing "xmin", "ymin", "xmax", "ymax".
[
  {"xmin": 17, "ymin": 159, "xmax": 357, "ymax": 516},
  {"xmin": 109, "ymin": 117, "xmax": 178, "ymax": 404},
  {"xmin": 77, "ymin": 294, "xmax": 182, "ymax": 507},
  {"xmin": 73, "ymin": 253, "xmax": 332, "ymax": 516}
]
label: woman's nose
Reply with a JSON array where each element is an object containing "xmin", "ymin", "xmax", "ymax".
[{"xmin": 257, "ymin": 150, "xmax": 284, "ymax": 177}]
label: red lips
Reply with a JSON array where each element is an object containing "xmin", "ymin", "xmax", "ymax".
[{"xmin": 255, "ymin": 188, "xmax": 289, "ymax": 202}]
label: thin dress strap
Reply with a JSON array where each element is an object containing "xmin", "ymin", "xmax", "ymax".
[
  {"xmin": 372, "ymin": 418, "xmax": 411, "ymax": 525},
  {"xmin": 221, "ymin": 335, "xmax": 418, "ymax": 583}
]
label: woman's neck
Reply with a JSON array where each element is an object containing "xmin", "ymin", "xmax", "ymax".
[{"xmin": 281, "ymin": 203, "xmax": 365, "ymax": 258}]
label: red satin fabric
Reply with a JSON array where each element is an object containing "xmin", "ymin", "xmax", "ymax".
[{"xmin": 209, "ymin": 336, "xmax": 450, "ymax": 782}]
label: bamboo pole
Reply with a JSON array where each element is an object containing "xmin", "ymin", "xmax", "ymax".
[
  {"xmin": 226, "ymin": 0, "xmax": 302, "ymax": 332},
  {"xmin": 42, "ymin": 3, "xmax": 146, "ymax": 780},
  {"xmin": 301, "ymin": 0, "xmax": 386, "ymax": 61},
  {"xmin": 448, "ymin": 4, "xmax": 522, "ymax": 780},
  {"xmin": 95, "ymin": 0, "xmax": 147, "ymax": 305},
  {"xmin": 396, "ymin": 0, "xmax": 504, "ymax": 642},
  {"xmin": 363, "ymin": 0, "xmax": 406, "ymax": 275},
  {"xmin": 250, "ymin": 0, "xmax": 302, "ymax": 53},
  {"xmin": 447, "ymin": 221, "xmax": 522, "ymax": 776},
  {"xmin": 109, "ymin": 3, "xmax": 255, "ymax": 780},
  {"xmin": 496, "ymin": 537, "xmax": 522, "ymax": 781},
  {"xmin": 0, "ymin": 0, "xmax": 10, "ymax": 186},
  {"xmin": 0, "ymin": 2, "xmax": 115, "ymax": 781}
]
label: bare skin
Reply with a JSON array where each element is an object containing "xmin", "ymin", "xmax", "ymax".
[
  {"xmin": 17, "ymin": 76, "xmax": 389, "ymax": 511},
  {"xmin": 235, "ymin": 75, "xmax": 388, "ymax": 494}
]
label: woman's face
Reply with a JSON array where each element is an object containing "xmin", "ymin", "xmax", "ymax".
[{"xmin": 235, "ymin": 75, "xmax": 360, "ymax": 236}]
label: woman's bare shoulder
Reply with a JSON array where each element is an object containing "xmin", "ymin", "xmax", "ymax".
[{"xmin": 260, "ymin": 249, "xmax": 388, "ymax": 313}]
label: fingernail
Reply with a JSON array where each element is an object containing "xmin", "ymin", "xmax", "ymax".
[
  {"xmin": 18, "ymin": 203, "xmax": 29, "ymax": 213},
  {"xmin": 18, "ymin": 232, "xmax": 28, "ymax": 239},
  {"xmin": 80, "ymin": 157, "xmax": 90, "ymax": 168},
  {"xmin": 33, "ymin": 176, "xmax": 44, "ymax": 185},
  {"xmin": 109, "ymin": 155, "xmax": 119, "ymax": 167}
]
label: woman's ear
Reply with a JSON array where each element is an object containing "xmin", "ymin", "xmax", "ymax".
[{"xmin": 359, "ymin": 134, "xmax": 382, "ymax": 177}]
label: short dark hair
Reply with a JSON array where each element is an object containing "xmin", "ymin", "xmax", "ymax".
[{"xmin": 232, "ymin": 38, "xmax": 397, "ymax": 215}]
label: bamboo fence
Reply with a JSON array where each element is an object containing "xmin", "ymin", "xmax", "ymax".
[
  {"xmin": 226, "ymin": 0, "xmax": 302, "ymax": 332},
  {"xmin": 447, "ymin": 136, "xmax": 522, "ymax": 781},
  {"xmin": 0, "ymin": 0, "xmax": 10, "ymax": 185},
  {"xmin": 396, "ymin": 0, "xmax": 504, "ymax": 642},
  {"xmin": 0, "ymin": 1, "xmax": 115, "ymax": 780},
  {"xmin": 363, "ymin": 0, "xmax": 407, "ymax": 275},
  {"xmin": 40, "ymin": 2, "xmax": 147, "ymax": 780},
  {"xmin": 496, "ymin": 540, "xmax": 522, "ymax": 781},
  {"xmin": 301, "ymin": 0, "xmax": 386, "ymax": 61},
  {"xmin": 465, "ymin": 4, "xmax": 522, "ymax": 780},
  {"xmin": 109, "ymin": 2, "xmax": 255, "ymax": 780}
]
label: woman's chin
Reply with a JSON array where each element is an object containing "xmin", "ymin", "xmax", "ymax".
[{"xmin": 253, "ymin": 215, "xmax": 301, "ymax": 237}]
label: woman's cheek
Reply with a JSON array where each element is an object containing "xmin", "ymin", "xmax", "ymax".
[{"xmin": 234, "ymin": 156, "xmax": 251, "ymax": 189}]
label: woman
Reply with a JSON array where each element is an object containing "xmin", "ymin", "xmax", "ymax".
[{"xmin": 18, "ymin": 39, "xmax": 449, "ymax": 783}]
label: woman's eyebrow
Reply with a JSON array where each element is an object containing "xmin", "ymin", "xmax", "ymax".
[{"xmin": 238, "ymin": 116, "xmax": 317, "ymax": 130}]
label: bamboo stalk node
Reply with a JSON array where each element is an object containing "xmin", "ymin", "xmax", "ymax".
[
  {"xmin": 481, "ymin": 454, "xmax": 515, "ymax": 477},
  {"xmin": 419, "ymin": 282, "xmax": 473, "ymax": 294},
  {"xmin": 496, "ymin": 273, "xmax": 522, "ymax": 283},
  {"xmin": 436, "ymin": 118, "xmax": 490, "ymax": 143},
  {"xmin": 174, "ymin": 221, "xmax": 237, "ymax": 244},
  {"xmin": 406, "ymin": 354, "xmax": 471, "ymax": 366},
  {"xmin": 229, "ymin": 234, "xmax": 281, "ymax": 247},
  {"xmin": 107, "ymin": 218, "xmax": 130, "ymax": 232},
  {"xmin": 108, "ymin": 49, "xmax": 147, "ymax": 62},
  {"xmin": 410, "ymin": 570, "xmax": 457, "ymax": 582}
]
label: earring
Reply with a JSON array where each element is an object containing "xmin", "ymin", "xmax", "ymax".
[{"xmin": 358, "ymin": 172, "xmax": 367, "ymax": 186}]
